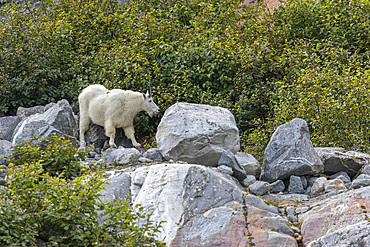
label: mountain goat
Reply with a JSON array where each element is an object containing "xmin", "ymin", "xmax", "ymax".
[{"xmin": 79, "ymin": 84, "xmax": 160, "ymax": 148}]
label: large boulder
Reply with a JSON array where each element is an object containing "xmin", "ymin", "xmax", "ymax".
[
  {"xmin": 11, "ymin": 99, "xmax": 77, "ymax": 144},
  {"xmin": 99, "ymin": 163, "xmax": 293, "ymax": 246},
  {"xmin": 156, "ymin": 103, "xmax": 240, "ymax": 166},
  {"xmin": 0, "ymin": 140, "xmax": 12, "ymax": 165},
  {"xmin": 315, "ymin": 147, "xmax": 370, "ymax": 177},
  {"xmin": 260, "ymin": 118, "xmax": 324, "ymax": 182},
  {"xmin": 0, "ymin": 116, "xmax": 21, "ymax": 141}
]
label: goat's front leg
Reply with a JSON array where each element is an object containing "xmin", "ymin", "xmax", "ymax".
[
  {"xmin": 105, "ymin": 120, "xmax": 117, "ymax": 148},
  {"xmin": 124, "ymin": 126, "xmax": 141, "ymax": 147}
]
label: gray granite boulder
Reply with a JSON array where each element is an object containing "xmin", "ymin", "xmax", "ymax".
[
  {"xmin": 12, "ymin": 99, "xmax": 77, "ymax": 144},
  {"xmin": 260, "ymin": 118, "xmax": 324, "ymax": 183},
  {"xmin": 16, "ymin": 105, "xmax": 45, "ymax": 120},
  {"xmin": 99, "ymin": 163, "xmax": 292, "ymax": 246},
  {"xmin": 0, "ymin": 140, "xmax": 12, "ymax": 165},
  {"xmin": 156, "ymin": 103, "xmax": 239, "ymax": 167},
  {"xmin": 0, "ymin": 116, "xmax": 21, "ymax": 141}
]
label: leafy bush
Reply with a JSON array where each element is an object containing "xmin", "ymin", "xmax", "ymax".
[
  {"xmin": 0, "ymin": 162, "xmax": 163, "ymax": 246},
  {"xmin": 2, "ymin": 0, "xmax": 370, "ymax": 154},
  {"xmin": 8, "ymin": 134, "xmax": 83, "ymax": 180}
]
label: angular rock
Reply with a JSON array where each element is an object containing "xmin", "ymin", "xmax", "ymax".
[
  {"xmin": 306, "ymin": 221, "xmax": 370, "ymax": 247},
  {"xmin": 216, "ymin": 165, "xmax": 234, "ymax": 175},
  {"xmin": 298, "ymin": 186, "xmax": 370, "ymax": 246},
  {"xmin": 288, "ymin": 175, "xmax": 305, "ymax": 194},
  {"xmin": 241, "ymin": 175, "xmax": 256, "ymax": 188},
  {"xmin": 360, "ymin": 163, "xmax": 370, "ymax": 176},
  {"xmin": 103, "ymin": 147, "xmax": 142, "ymax": 165},
  {"xmin": 235, "ymin": 152, "xmax": 261, "ymax": 178},
  {"xmin": 130, "ymin": 163, "xmax": 246, "ymax": 245},
  {"xmin": 16, "ymin": 105, "xmax": 45, "ymax": 120},
  {"xmin": 270, "ymin": 180, "xmax": 285, "ymax": 193},
  {"xmin": 100, "ymin": 172, "xmax": 131, "ymax": 204},
  {"xmin": 315, "ymin": 147, "xmax": 370, "ymax": 177},
  {"xmin": 0, "ymin": 140, "xmax": 12, "ymax": 165},
  {"xmin": 12, "ymin": 120, "xmax": 64, "ymax": 145},
  {"xmin": 247, "ymin": 204, "xmax": 294, "ymax": 237},
  {"xmin": 350, "ymin": 174, "xmax": 370, "ymax": 189},
  {"xmin": 170, "ymin": 202, "xmax": 248, "ymax": 247},
  {"xmin": 218, "ymin": 150, "xmax": 247, "ymax": 181},
  {"xmin": 261, "ymin": 118, "xmax": 324, "ymax": 182},
  {"xmin": 329, "ymin": 171, "xmax": 351, "ymax": 184},
  {"xmin": 143, "ymin": 148, "xmax": 164, "ymax": 162},
  {"xmin": 12, "ymin": 99, "xmax": 77, "ymax": 144},
  {"xmin": 0, "ymin": 116, "xmax": 21, "ymax": 141},
  {"xmin": 249, "ymin": 181, "xmax": 271, "ymax": 196},
  {"xmin": 156, "ymin": 102, "xmax": 240, "ymax": 166}
]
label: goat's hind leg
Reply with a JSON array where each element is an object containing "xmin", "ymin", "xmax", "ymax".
[
  {"xmin": 105, "ymin": 120, "xmax": 117, "ymax": 148},
  {"xmin": 124, "ymin": 126, "xmax": 141, "ymax": 147},
  {"xmin": 79, "ymin": 113, "xmax": 90, "ymax": 148}
]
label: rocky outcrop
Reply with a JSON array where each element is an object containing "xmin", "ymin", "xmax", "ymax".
[
  {"xmin": 100, "ymin": 163, "xmax": 298, "ymax": 246},
  {"xmin": 260, "ymin": 118, "xmax": 324, "ymax": 182},
  {"xmin": 298, "ymin": 186, "xmax": 370, "ymax": 246},
  {"xmin": 156, "ymin": 102, "xmax": 240, "ymax": 167},
  {"xmin": 1, "ymin": 100, "xmax": 370, "ymax": 246}
]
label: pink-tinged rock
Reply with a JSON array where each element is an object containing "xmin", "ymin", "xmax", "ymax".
[
  {"xmin": 299, "ymin": 186, "xmax": 370, "ymax": 245},
  {"xmin": 325, "ymin": 179, "xmax": 346, "ymax": 192},
  {"xmin": 247, "ymin": 206, "xmax": 294, "ymax": 237},
  {"xmin": 169, "ymin": 202, "xmax": 249, "ymax": 247},
  {"xmin": 246, "ymin": 229, "xmax": 298, "ymax": 247}
]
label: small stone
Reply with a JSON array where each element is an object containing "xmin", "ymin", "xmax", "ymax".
[
  {"xmin": 311, "ymin": 177, "xmax": 327, "ymax": 194},
  {"xmin": 216, "ymin": 165, "xmax": 234, "ymax": 175},
  {"xmin": 248, "ymin": 181, "xmax": 271, "ymax": 196},
  {"xmin": 270, "ymin": 180, "xmax": 285, "ymax": 193},
  {"xmin": 241, "ymin": 175, "xmax": 256, "ymax": 187},
  {"xmin": 288, "ymin": 175, "xmax": 305, "ymax": 194},
  {"xmin": 325, "ymin": 179, "xmax": 346, "ymax": 192}
]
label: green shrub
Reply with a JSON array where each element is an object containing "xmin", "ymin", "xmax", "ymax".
[
  {"xmin": 8, "ymin": 134, "xmax": 84, "ymax": 180},
  {"xmin": 0, "ymin": 161, "xmax": 163, "ymax": 246}
]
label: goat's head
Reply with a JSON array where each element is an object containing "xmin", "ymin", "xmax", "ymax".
[{"xmin": 143, "ymin": 86, "xmax": 160, "ymax": 117}]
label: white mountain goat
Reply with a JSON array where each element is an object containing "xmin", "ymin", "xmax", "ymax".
[{"xmin": 78, "ymin": 84, "xmax": 160, "ymax": 148}]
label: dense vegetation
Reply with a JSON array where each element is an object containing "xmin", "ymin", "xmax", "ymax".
[
  {"xmin": 1, "ymin": 0, "xmax": 370, "ymax": 160},
  {"xmin": 1, "ymin": 135, "xmax": 163, "ymax": 246}
]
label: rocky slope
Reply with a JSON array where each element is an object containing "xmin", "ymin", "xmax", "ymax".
[{"xmin": 0, "ymin": 99, "xmax": 369, "ymax": 246}]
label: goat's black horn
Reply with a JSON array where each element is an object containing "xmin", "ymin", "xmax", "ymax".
[{"xmin": 149, "ymin": 86, "xmax": 152, "ymax": 97}]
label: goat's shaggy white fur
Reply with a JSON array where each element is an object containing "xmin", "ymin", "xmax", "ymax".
[{"xmin": 79, "ymin": 84, "xmax": 160, "ymax": 148}]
